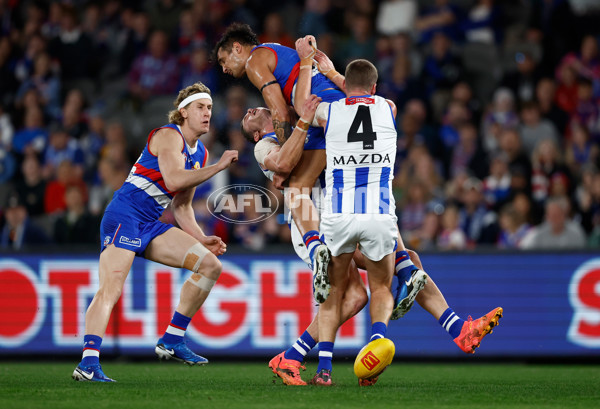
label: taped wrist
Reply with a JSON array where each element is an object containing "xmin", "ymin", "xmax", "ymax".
[{"xmin": 296, "ymin": 118, "xmax": 311, "ymax": 131}]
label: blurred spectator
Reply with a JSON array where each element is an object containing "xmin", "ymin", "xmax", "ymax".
[
  {"xmin": 298, "ymin": 0, "xmax": 334, "ymax": 38},
  {"xmin": 575, "ymin": 164, "xmax": 600, "ymax": 234},
  {"xmin": 409, "ymin": 206, "xmax": 442, "ymax": 251},
  {"xmin": 565, "ymin": 124, "xmax": 599, "ymax": 178},
  {"xmin": 451, "ymin": 81, "xmax": 482, "ymax": 125},
  {"xmin": 519, "ymin": 100, "xmax": 560, "ymax": 156},
  {"xmin": 414, "ymin": 0, "xmax": 463, "ymax": 44},
  {"xmin": 118, "ymin": 11, "xmax": 151, "ymax": 76},
  {"xmin": 42, "ymin": 124, "xmax": 85, "ymax": 180},
  {"xmin": 13, "ymin": 33, "xmax": 47, "ymax": 84},
  {"xmin": 180, "ymin": 47, "xmax": 218, "ymax": 92},
  {"xmin": 335, "ymin": 12, "xmax": 376, "ymax": 67},
  {"xmin": 378, "ymin": 54, "xmax": 424, "ymax": 110},
  {"xmin": 0, "ymin": 194, "xmax": 49, "ymax": 250},
  {"xmin": 458, "ymin": 177, "xmax": 498, "ymax": 245},
  {"xmin": 44, "ymin": 160, "xmax": 87, "ymax": 215},
  {"xmin": 16, "ymin": 52, "xmax": 61, "ymax": 120},
  {"xmin": 259, "ymin": 12, "xmax": 294, "ymax": 48},
  {"xmin": 556, "ymin": 34, "xmax": 600, "ymax": 86},
  {"xmin": 127, "ymin": 30, "xmax": 179, "ymax": 108},
  {"xmin": 536, "ymin": 77, "xmax": 569, "ymax": 134},
  {"xmin": 520, "ymin": 196, "xmax": 586, "ymax": 249},
  {"xmin": 438, "ymin": 100, "xmax": 470, "ymax": 158},
  {"xmin": 12, "ymin": 106, "xmax": 48, "ymax": 156},
  {"xmin": 531, "ymin": 139, "xmax": 573, "ymax": 205},
  {"xmin": 375, "ymin": 0, "xmax": 417, "ymax": 36},
  {"xmin": 421, "ymin": 32, "xmax": 464, "ymax": 106},
  {"xmin": 571, "ymin": 77, "xmax": 600, "ymax": 141},
  {"xmin": 147, "ymin": 0, "xmax": 184, "ymax": 42},
  {"xmin": 14, "ymin": 154, "xmax": 46, "ymax": 217},
  {"xmin": 461, "ymin": 0, "xmax": 501, "ymax": 45},
  {"xmin": 48, "ymin": 4, "xmax": 94, "ymax": 85},
  {"xmin": 399, "ymin": 179, "xmax": 429, "ymax": 241},
  {"xmin": 481, "ymin": 87, "xmax": 519, "ymax": 153},
  {"xmin": 501, "ymin": 51, "xmax": 542, "ymax": 104},
  {"xmin": 89, "ymin": 157, "xmax": 127, "ymax": 216},
  {"xmin": 378, "ymin": 33, "xmax": 422, "ymax": 81},
  {"xmin": 437, "ymin": 203, "xmax": 467, "ymax": 251},
  {"xmin": 450, "ymin": 122, "xmax": 488, "ymax": 180},
  {"xmin": 499, "ymin": 129, "xmax": 532, "ymax": 194},
  {"xmin": 176, "ymin": 7, "xmax": 207, "ymax": 67},
  {"xmin": 53, "ymin": 184, "xmax": 99, "ymax": 244},
  {"xmin": 0, "ymin": 36, "xmax": 18, "ymax": 106},
  {"xmin": 396, "ymin": 113, "xmax": 425, "ymax": 164},
  {"xmin": 496, "ymin": 203, "xmax": 531, "ymax": 249},
  {"xmin": 555, "ymin": 65, "xmax": 579, "ymax": 114},
  {"xmin": 483, "ymin": 152, "xmax": 512, "ymax": 211},
  {"xmin": 0, "ymin": 103, "xmax": 14, "ymax": 149}
]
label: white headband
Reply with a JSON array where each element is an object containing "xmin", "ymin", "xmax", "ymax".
[{"xmin": 178, "ymin": 92, "xmax": 212, "ymax": 109}]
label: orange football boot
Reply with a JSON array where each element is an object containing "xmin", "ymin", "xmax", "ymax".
[
  {"xmin": 268, "ymin": 351, "xmax": 306, "ymax": 385},
  {"xmin": 454, "ymin": 307, "xmax": 503, "ymax": 354}
]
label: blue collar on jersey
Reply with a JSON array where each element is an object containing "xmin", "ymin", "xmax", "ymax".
[{"xmin": 262, "ymin": 132, "xmax": 278, "ymax": 143}]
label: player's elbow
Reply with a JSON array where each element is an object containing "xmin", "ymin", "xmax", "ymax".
[
  {"xmin": 163, "ymin": 177, "xmax": 183, "ymax": 192},
  {"xmin": 276, "ymin": 159, "xmax": 294, "ymax": 174}
]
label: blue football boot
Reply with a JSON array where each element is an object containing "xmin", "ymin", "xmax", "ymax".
[
  {"xmin": 72, "ymin": 363, "xmax": 115, "ymax": 382},
  {"xmin": 155, "ymin": 337, "xmax": 209, "ymax": 365},
  {"xmin": 391, "ymin": 269, "xmax": 428, "ymax": 320}
]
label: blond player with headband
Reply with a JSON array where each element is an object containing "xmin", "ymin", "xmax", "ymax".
[{"xmin": 72, "ymin": 82, "xmax": 238, "ymax": 382}]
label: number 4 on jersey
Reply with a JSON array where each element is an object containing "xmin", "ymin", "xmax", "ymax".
[{"xmin": 348, "ymin": 105, "xmax": 377, "ymax": 149}]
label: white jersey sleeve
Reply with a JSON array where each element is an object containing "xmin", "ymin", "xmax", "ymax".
[{"xmin": 254, "ymin": 137, "xmax": 279, "ymax": 181}]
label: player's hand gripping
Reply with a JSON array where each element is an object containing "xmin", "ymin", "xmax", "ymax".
[
  {"xmin": 201, "ymin": 235, "xmax": 227, "ymax": 256},
  {"xmin": 314, "ymin": 49, "xmax": 340, "ymax": 81},
  {"xmin": 295, "ymin": 35, "xmax": 317, "ymax": 60},
  {"xmin": 217, "ymin": 150, "xmax": 238, "ymax": 171},
  {"xmin": 299, "ymin": 94, "xmax": 322, "ymax": 124}
]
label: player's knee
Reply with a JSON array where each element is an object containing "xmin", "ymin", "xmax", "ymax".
[
  {"xmin": 199, "ymin": 253, "xmax": 222, "ymax": 280},
  {"xmin": 96, "ymin": 285, "xmax": 122, "ymax": 306},
  {"xmin": 186, "ymin": 255, "xmax": 221, "ymax": 293}
]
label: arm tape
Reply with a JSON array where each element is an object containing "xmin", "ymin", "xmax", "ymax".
[{"xmin": 260, "ymin": 80, "xmax": 279, "ymax": 93}]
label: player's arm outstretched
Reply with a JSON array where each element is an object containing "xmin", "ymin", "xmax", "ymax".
[
  {"xmin": 263, "ymin": 94, "xmax": 322, "ymax": 174},
  {"xmin": 246, "ymin": 49, "xmax": 293, "ymax": 144},
  {"xmin": 152, "ymin": 127, "xmax": 237, "ymax": 192}
]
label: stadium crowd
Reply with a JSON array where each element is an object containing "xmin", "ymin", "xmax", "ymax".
[{"xmin": 1, "ymin": 0, "xmax": 600, "ymax": 251}]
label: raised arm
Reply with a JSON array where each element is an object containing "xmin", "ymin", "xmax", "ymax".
[
  {"xmin": 293, "ymin": 35, "xmax": 317, "ymax": 117},
  {"xmin": 314, "ymin": 49, "xmax": 345, "ymax": 92},
  {"xmin": 246, "ymin": 48, "xmax": 293, "ymax": 144},
  {"xmin": 152, "ymin": 128, "xmax": 237, "ymax": 192}
]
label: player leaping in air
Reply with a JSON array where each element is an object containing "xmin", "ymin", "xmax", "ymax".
[{"xmin": 214, "ymin": 23, "xmax": 344, "ymax": 304}]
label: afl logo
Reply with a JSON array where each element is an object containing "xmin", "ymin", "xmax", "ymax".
[{"xmin": 207, "ymin": 184, "xmax": 279, "ymax": 224}]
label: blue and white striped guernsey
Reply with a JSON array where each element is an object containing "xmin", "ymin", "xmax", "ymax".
[{"xmin": 322, "ymin": 95, "xmax": 397, "ymax": 215}]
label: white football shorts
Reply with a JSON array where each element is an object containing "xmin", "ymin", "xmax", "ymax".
[{"xmin": 321, "ymin": 213, "xmax": 398, "ymax": 261}]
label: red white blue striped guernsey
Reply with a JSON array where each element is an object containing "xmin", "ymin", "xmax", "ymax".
[{"xmin": 110, "ymin": 124, "xmax": 208, "ymax": 221}]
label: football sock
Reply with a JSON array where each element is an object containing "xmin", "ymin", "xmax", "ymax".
[
  {"xmin": 303, "ymin": 230, "xmax": 323, "ymax": 267},
  {"xmin": 317, "ymin": 341, "xmax": 334, "ymax": 373},
  {"xmin": 439, "ymin": 308, "xmax": 465, "ymax": 339},
  {"xmin": 395, "ymin": 250, "xmax": 417, "ymax": 281},
  {"xmin": 370, "ymin": 322, "xmax": 387, "ymax": 340},
  {"xmin": 162, "ymin": 311, "xmax": 192, "ymax": 344},
  {"xmin": 284, "ymin": 331, "xmax": 316, "ymax": 362},
  {"xmin": 81, "ymin": 334, "xmax": 102, "ymax": 366}
]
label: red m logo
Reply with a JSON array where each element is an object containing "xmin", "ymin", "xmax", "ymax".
[{"xmin": 361, "ymin": 351, "xmax": 381, "ymax": 371}]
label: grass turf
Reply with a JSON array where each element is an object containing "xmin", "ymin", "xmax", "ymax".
[{"xmin": 0, "ymin": 361, "xmax": 598, "ymax": 409}]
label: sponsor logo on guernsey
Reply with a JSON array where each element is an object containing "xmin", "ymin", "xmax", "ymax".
[
  {"xmin": 103, "ymin": 236, "xmax": 111, "ymax": 247},
  {"xmin": 333, "ymin": 153, "xmax": 391, "ymax": 166},
  {"xmin": 119, "ymin": 236, "xmax": 142, "ymax": 247},
  {"xmin": 361, "ymin": 351, "xmax": 381, "ymax": 370}
]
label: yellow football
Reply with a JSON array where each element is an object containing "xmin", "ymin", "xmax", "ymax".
[{"xmin": 353, "ymin": 338, "xmax": 395, "ymax": 380}]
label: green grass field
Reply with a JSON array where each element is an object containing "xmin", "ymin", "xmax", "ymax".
[{"xmin": 1, "ymin": 361, "xmax": 599, "ymax": 409}]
